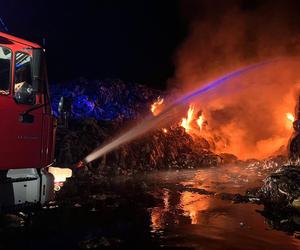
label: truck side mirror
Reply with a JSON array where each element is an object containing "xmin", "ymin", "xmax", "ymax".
[
  {"xmin": 32, "ymin": 48, "xmax": 43, "ymax": 93},
  {"xmin": 19, "ymin": 113, "xmax": 34, "ymax": 123}
]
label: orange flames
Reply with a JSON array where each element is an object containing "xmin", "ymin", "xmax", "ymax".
[
  {"xmin": 286, "ymin": 112, "xmax": 295, "ymax": 123},
  {"xmin": 180, "ymin": 105, "xmax": 195, "ymax": 132},
  {"xmin": 151, "ymin": 97, "xmax": 164, "ymax": 116},
  {"xmin": 286, "ymin": 112, "xmax": 295, "ymax": 130},
  {"xmin": 180, "ymin": 104, "xmax": 206, "ymax": 134},
  {"xmin": 178, "ymin": 104, "xmax": 296, "ymax": 159},
  {"xmin": 196, "ymin": 114, "xmax": 204, "ymax": 130},
  {"xmin": 149, "ymin": 92, "xmax": 296, "ymax": 160}
]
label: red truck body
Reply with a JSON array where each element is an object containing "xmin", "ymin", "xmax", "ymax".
[{"xmin": 0, "ymin": 32, "xmax": 55, "ymax": 170}]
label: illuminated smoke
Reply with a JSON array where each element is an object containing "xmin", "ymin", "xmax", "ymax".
[
  {"xmin": 84, "ymin": 60, "xmax": 274, "ymax": 164},
  {"xmin": 171, "ymin": 0, "xmax": 300, "ymax": 159}
]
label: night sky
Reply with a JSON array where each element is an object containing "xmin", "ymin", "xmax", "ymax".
[
  {"xmin": 1, "ymin": 0, "xmax": 186, "ymax": 89},
  {"xmin": 2, "ymin": 0, "xmax": 298, "ymax": 89}
]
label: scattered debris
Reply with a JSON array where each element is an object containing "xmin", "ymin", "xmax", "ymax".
[{"xmin": 257, "ymin": 165, "xmax": 300, "ymax": 210}]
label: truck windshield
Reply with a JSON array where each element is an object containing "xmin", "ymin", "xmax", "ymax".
[{"xmin": 0, "ymin": 46, "xmax": 11, "ymax": 95}]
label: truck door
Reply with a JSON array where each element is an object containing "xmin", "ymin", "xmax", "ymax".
[{"xmin": 0, "ymin": 50, "xmax": 43, "ymax": 169}]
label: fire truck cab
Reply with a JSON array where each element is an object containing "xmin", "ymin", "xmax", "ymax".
[{"xmin": 0, "ymin": 32, "xmax": 55, "ymax": 210}]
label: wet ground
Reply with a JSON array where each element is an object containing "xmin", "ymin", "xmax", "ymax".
[{"xmin": 1, "ymin": 162, "xmax": 300, "ymax": 249}]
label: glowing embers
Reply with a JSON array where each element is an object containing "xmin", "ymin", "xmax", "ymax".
[
  {"xmin": 151, "ymin": 96, "xmax": 164, "ymax": 116},
  {"xmin": 162, "ymin": 128, "xmax": 168, "ymax": 134}
]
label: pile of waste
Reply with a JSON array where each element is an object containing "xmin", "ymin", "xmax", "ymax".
[
  {"xmin": 50, "ymin": 78, "xmax": 161, "ymax": 121},
  {"xmin": 257, "ymin": 165, "xmax": 300, "ymax": 210},
  {"xmin": 55, "ymin": 119, "xmax": 221, "ymax": 175},
  {"xmin": 248, "ymin": 164, "xmax": 300, "ymax": 235},
  {"xmin": 51, "ymin": 79, "xmax": 221, "ymax": 174}
]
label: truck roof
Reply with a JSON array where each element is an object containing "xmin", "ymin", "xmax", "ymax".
[{"xmin": 0, "ymin": 32, "xmax": 41, "ymax": 49}]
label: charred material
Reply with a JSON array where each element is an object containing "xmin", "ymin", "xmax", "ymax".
[
  {"xmin": 55, "ymin": 119, "xmax": 220, "ymax": 175},
  {"xmin": 257, "ymin": 208, "xmax": 300, "ymax": 236},
  {"xmin": 257, "ymin": 165, "xmax": 300, "ymax": 210},
  {"xmin": 217, "ymin": 163, "xmax": 300, "ymax": 210}
]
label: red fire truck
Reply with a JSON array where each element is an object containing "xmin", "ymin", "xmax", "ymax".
[{"xmin": 0, "ymin": 32, "xmax": 56, "ymax": 209}]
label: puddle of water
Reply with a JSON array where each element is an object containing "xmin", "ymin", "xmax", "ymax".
[{"xmin": 143, "ymin": 164, "xmax": 300, "ymax": 249}]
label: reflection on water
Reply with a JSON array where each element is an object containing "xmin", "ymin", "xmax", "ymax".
[
  {"xmin": 147, "ymin": 163, "xmax": 300, "ymax": 249},
  {"xmin": 181, "ymin": 191, "xmax": 210, "ymax": 225},
  {"xmin": 151, "ymin": 189, "xmax": 171, "ymax": 232}
]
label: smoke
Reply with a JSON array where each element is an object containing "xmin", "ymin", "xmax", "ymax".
[{"xmin": 172, "ymin": 0, "xmax": 300, "ymax": 159}]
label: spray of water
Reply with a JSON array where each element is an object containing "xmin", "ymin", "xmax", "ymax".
[{"xmin": 84, "ymin": 60, "xmax": 276, "ymax": 164}]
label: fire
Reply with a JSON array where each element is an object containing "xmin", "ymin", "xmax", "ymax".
[
  {"xmin": 286, "ymin": 112, "xmax": 295, "ymax": 123},
  {"xmin": 197, "ymin": 114, "xmax": 204, "ymax": 130},
  {"xmin": 181, "ymin": 105, "xmax": 195, "ymax": 132},
  {"xmin": 159, "ymin": 99, "xmax": 297, "ymax": 160},
  {"xmin": 151, "ymin": 96, "xmax": 164, "ymax": 116},
  {"xmin": 286, "ymin": 112, "xmax": 295, "ymax": 130}
]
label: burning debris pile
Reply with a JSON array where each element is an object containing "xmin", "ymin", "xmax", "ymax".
[
  {"xmin": 97, "ymin": 126, "xmax": 221, "ymax": 175},
  {"xmin": 52, "ymin": 79, "xmax": 222, "ymax": 173},
  {"xmin": 50, "ymin": 74, "xmax": 297, "ymax": 175}
]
